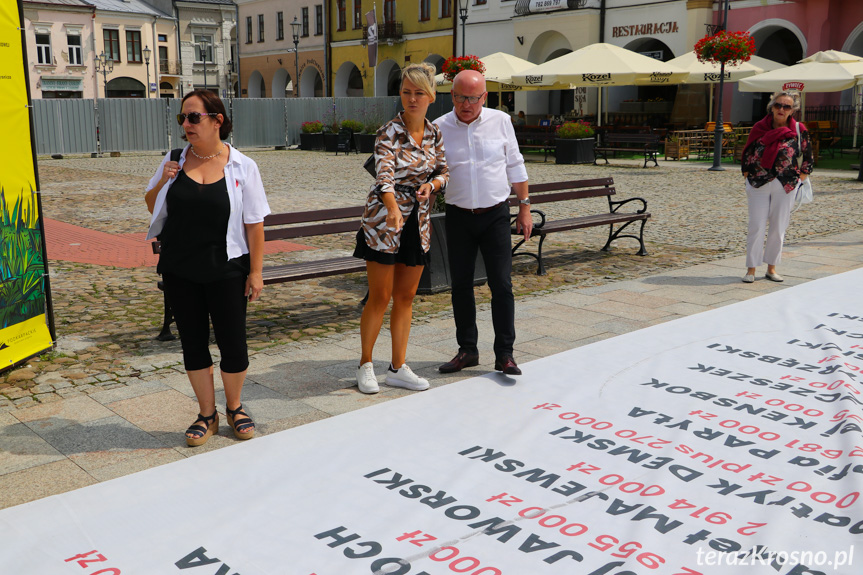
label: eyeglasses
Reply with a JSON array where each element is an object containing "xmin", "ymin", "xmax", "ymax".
[
  {"xmin": 176, "ymin": 112, "xmax": 218, "ymax": 125},
  {"xmin": 453, "ymin": 93, "xmax": 485, "ymax": 104},
  {"xmin": 772, "ymin": 103, "xmax": 794, "ymax": 111}
]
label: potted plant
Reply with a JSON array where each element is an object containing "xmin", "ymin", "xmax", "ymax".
[
  {"xmin": 664, "ymin": 133, "xmax": 689, "ymax": 161},
  {"xmin": 354, "ymin": 122, "xmax": 380, "ymax": 154},
  {"xmin": 322, "ymin": 104, "xmax": 342, "ymax": 152},
  {"xmin": 555, "ymin": 120, "xmax": 596, "ymax": 164},
  {"xmin": 299, "ymin": 121, "xmax": 324, "ymax": 150},
  {"xmin": 694, "ymin": 30, "xmax": 756, "ymax": 67}
]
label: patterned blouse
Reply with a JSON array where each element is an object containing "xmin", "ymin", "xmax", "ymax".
[
  {"xmin": 742, "ymin": 121, "xmax": 814, "ymax": 193},
  {"xmin": 359, "ymin": 113, "xmax": 448, "ymax": 254}
]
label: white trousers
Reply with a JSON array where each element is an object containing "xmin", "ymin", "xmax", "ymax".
[{"xmin": 745, "ymin": 178, "xmax": 795, "ymax": 269}]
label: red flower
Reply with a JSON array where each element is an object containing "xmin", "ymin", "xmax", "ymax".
[
  {"xmin": 694, "ymin": 30, "xmax": 755, "ymax": 67},
  {"xmin": 442, "ymin": 55, "xmax": 486, "ymax": 82}
]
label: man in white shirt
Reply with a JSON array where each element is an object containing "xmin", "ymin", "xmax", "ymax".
[{"xmin": 434, "ymin": 70, "xmax": 532, "ymax": 376}]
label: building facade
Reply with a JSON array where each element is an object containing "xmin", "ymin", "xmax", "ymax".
[
  {"xmin": 328, "ymin": 0, "xmax": 454, "ymax": 98},
  {"xmin": 174, "ymin": 0, "xmax": 238, "ymax": 99},
  {"xmin": 236, "ymin": 0, "xmax": 327, "ymax": 98}
]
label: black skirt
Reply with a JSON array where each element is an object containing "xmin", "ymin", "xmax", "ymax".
[{"xmin": 353, "ymin": 202, "xmax": 430, "ymax": 267}]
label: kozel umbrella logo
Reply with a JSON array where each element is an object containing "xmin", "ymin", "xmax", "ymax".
[
  {"xmin": 524, "ymin": 75, "xmax": 544, "ymax": 84},
  {"xmin": 582, "ymin": 73, "xmax": 612, "ymax": 83},
  {"xmin": 649, "ymin": 72, "xmax": 673, "ymax": 83},
  {"xmin": 783, "ymin": 81, "xmax": 805, "ymax": 91},
  {"xmin": 704, "ymin": 72, "xmax": 731, "ymax": 82}
]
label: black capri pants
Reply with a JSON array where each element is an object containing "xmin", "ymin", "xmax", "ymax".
[{"xmin": 162, "ymin": 272, "xmax": 249, "ymax": 373}]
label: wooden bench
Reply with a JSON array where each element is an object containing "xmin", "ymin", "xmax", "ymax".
[
  {"xmin": 594, "ymin": 132, "xmax": 661, "ymax": 168},
  {"xmin": 514, "ymin": 125, "xmax": 557, "ymax": 161},
  {"xmin": 507, "ymin": 177, "xmax": 650, "ymax": 276},
  {"xmin": 152, "ymin": 205, "xmax": 367, "ymax": 341}
]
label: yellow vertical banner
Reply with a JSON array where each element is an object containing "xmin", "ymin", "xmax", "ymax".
[{"xmin": 0, "ymin": 0, "xmax": 54, "ymax": 372}]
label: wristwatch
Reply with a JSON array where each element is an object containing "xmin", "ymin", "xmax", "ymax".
[{"xmin": 519, "ymin": 198, "xmax": 531, "ymax": 206}]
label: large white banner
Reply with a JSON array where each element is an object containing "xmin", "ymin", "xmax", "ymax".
[{"xmin": 1, "ymin": 269, "xmax": 862, "ymax": 574}]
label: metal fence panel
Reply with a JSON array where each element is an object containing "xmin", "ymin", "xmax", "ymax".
[
  {"xmin": 232, "ymin": 99, "xmax": 288, "ymax": 148},
  {"xmin": 98, "ymin": 98, "xmax": 170, "ymax": 153},
  {"xmin": 32, "ymin": 99, "xmax": 97, "ymax": 155}
]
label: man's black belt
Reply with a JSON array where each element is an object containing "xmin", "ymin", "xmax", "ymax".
[{"xmin": 450, "ymin": 201, "xmax": 505, "ymax": 215}]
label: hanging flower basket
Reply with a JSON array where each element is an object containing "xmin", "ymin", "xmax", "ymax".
[
  {"xmin": 694, "ymin": 30, "xmax": 755, "ymax": 67},
  {"xmin": 442, "ymin": 55, "xmax": 486, "ymax": 82}
]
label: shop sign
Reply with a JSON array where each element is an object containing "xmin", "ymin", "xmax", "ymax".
[
  {"xmin": 527, "ymin": 0, "xmax": 568, "ymax": 13},
  {"xmin": 783, "ymin": 81, "xmax": 805, "ymax": 91},
  {"xmin": 612, "ymin": 21, "xmax": 680, "ymax": 38},
  {"xmin": 40, "ymin": 77, "xmax": 82, "ymax": 91}
]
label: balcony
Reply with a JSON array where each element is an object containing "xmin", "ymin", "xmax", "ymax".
[
  {"xmin": 158, "ymin": 59, "xmax": 182, "ymax": 76},
  {"xmin": 362, "ymin": 21, "xmax": 403, "ymax": 44}
]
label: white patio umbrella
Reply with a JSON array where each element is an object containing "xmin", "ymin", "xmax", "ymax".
[
  {"xmin": 667, "ymin": 52, "xmax": 785, "ymax": 121},
  {"xmin": 739, "ymin": 50, "xmax": 863, "ymax": 144},
  {"xmin": 512, "ymin": 43, "xmax": 690, "ymax": 125}
]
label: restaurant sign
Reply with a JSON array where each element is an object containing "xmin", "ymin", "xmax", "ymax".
[{"xmin": 612, "ymin": 21, "xmax": 680, "ymax": 38}]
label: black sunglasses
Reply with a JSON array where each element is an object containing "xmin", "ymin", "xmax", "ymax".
[
  {"xmin": 772, "ymin": 103, "xmax": 793, "ymax": 111},
  {"xmin": 177, "ymin": 112, "xmax": 218, "ymax": 125}
]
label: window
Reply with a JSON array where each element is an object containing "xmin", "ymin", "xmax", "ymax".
[
  {"xmin": 277, "ymin": 12, "xmax": 284, "ymax": 40},
  {"xmin": 302, "ymin": 7, "xmax": 309, "ymax": 37},
  {"xmin": 36, "ymin": 33, "xmax": 52, "ymax": 65},
  {"xmin": 258, "ymin": 14, "xmax": 265, "ymax": 42},
  {"xmin": 353, "ymin": 0, "xmax": 361, "ymax": 29},
  {"xmin": 315, "ymin": 5, "xmax": 323, "ymax": 35},
  {"xmin": 441, "ymin": 0, "xmax": 451, "ymax": 17},
  {"xmin": 159, "ymin": 45, "xmax": 168, "ymax": 73},
  {"xmin": 103, "ymin": 29, "xmax": 120, "ymax": 61},
  {"xmin": 67, "ymin": 33, "xmax": 82, "ymax": 65},
  {"xmin": 337, "ymin": 0, "xmax": 346, "ymax": 31},
  {"xmin": 126, "ymin": 30, "xmax": 142, "ymax": 63},
  {"xmin": 246, "ymin": 16, "xmax": 252, "ymax": 43},
  {"xmin": 475, "ymin": 0, "xmax": 487, "ymax": 4},
  {"xmin": 420, "ymin": 0, "xmax": 430, "ymax": 20},
  {"xmin": 158, "ymin": 34, "xmax": 167, "ymax": 42},
  {"xmin": 384, "ymin": 0, "xmax": 395, "ymax": 23}
]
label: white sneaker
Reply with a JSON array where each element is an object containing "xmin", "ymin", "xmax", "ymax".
[
  {"xmin": 385, "ymin": 364, "xmax": 430, "ymax": 391},
  {"xmin": 356, "ymin": 362, "xmax": 379, "ymax": 394}
]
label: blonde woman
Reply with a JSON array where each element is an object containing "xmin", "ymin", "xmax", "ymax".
[
  {"xmin": 352, "ymin": 63, "xmax": 448, "ymax": 393},
  {"xmin": 740, "ymin": 90, "xmax": 813, "ymax": 283}
]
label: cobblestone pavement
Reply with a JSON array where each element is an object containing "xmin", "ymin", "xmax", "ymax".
[{"xmin": 2, "ymin": 150, "xmax": 861, "ymax": 410}]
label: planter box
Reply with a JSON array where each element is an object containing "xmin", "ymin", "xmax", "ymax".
[
  {"xmin": 619, "ymin": 102, "xmax": 643, "ymax": 113},
  {"xmin": 299, "ymin": 132, "xmax": 324, "ymax": 150},
  {"xmin": 664, "ymin": 141, "xmax": 690, "ymax": 161},
  {"xmin": 555, "ymin": 138, "xmax": 595, "ymax": 164},
  {"xmin": 418, "ymin": 213, "xmax": 486, "ymax": 294},
  {"xmin": 323, "ymin": 133, "xmax": 339, "ymax": 153},
  {"xmin": 354, "ymin": 132, "xmax": 376, "ymax": 154}
]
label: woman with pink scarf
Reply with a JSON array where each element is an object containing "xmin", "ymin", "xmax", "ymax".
[{"xmin": 740, "ymin": 90, "xmax": 813, "ymax": 283}]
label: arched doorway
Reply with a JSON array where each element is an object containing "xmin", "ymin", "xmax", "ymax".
[
  {"xmin": 247, "ymin": 70, "xmax": 265, "ymax": 98},
  {"xmin": 425, "ymin": 54, "xmax": 445, "ymax": 74},
  {"xmin": 335, "ymin": 61, "xmax": 364, "ymax": 97},
  {"xmin": 106, "ymin": 76, "xmax": 145, "ymax": 98},
  {"xmin": 159, "ymin": 81, "xmax": 175, "ymax": 99},
  {"xmin": 272, "ymin": 68, "xmax": 294, "ymax": 97},
  {"xmin": 841, "ymin": 23, "xmax": 863, "ymax": 106},
  {"xmin": 376, "ymin": 59, "xmax": 401, "ymax": 97},
  {"xmin": 746, "ymin": 20, "xmax": 806, "ymax": 120},
  {"xmin": 619, "ymin": 38, "xmax": 677, "ymax": 123},
  {"xmin": 526, "ymin": 31, "xmax": 573, "ymax": 117},
  {"xmin": 301, "ymin": 65, "xmax": 324, "ymax": 97}
]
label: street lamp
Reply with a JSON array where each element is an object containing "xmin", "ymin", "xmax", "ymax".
[
  {"xmin": 94, "ymin": 51, "xmax": 113, "ymax": 97},
  {"xmin": 143, "ymin": 45, "xmax": 152, "ymax": 98},
  {"xmin": 200, "ymin": 38, "xmax": 210, "ymax": 91},
  {"xmin": 708, "ymin": 0, "xmax": 731, "ymax": 172},
  {"xmin": 458, "ymin": 0, "xmax": 468, "ymax": 57},
  {"xmin": 291, "ymin": 16, "xmax": 301, "ymax": 97}
]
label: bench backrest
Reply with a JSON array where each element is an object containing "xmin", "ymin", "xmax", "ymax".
[
  {"xmin": 263, "ymin": 205, "xmax": 365, "ymax": 241},
  {"xmin": 507, "ymin": 177, "xmax": 615, "ymax": 207},
  {"xmin": 604, "ymin": 133, "xmax": 659, "ymax": 145}
]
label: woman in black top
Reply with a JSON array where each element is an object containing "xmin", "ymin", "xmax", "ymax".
[{"xmin": 145, "ymin": 90, "xmax": 270, "ymax": 446}]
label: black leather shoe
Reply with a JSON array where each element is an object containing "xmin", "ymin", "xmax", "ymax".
[
  {"xmin": 439, "ymin": 351, "xmax": 480, "ymax": 373},
  {"xmin": 494, "ymin": 356, "xmax": 522, "ymax": 376}
]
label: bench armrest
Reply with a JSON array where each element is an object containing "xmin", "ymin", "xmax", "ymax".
[
  {"xmin": 510, "ymin": 208, "xmax": 547, "ymax": 229},
  {"xmin": 610, "ymin": 196, "xmax": 648, "ymax": 214}
]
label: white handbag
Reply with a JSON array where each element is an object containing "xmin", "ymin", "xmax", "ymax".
[{"xmin": 793, "ymin": 122, "xmax": 813, "ymax": 212}]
